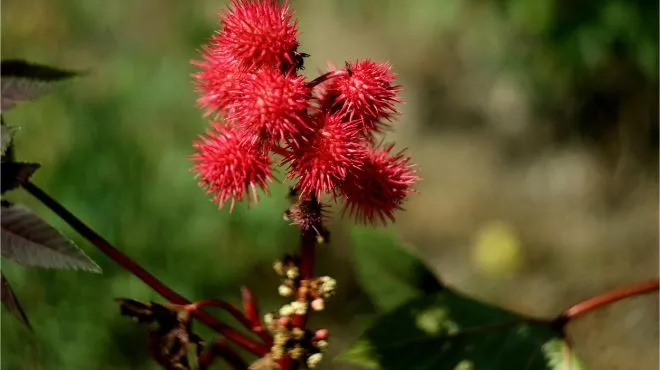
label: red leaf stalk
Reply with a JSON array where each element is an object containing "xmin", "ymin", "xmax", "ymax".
[{"xmin": 22, "ymin": 181, "xmax": 269, "ymax": 356}]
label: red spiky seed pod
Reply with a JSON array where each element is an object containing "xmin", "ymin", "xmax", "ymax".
[
  {"xmin": 230, "ymin": 66, "xmax": 312, "ymax": 145},
  {"xmin": 216, "ymin": 0, "xmax": 300, "ymax": 70},
  {"xmin": 321, "ymin": 60, "xmax": 401, "ymax": 136},
  {"xmin": 192, "ymin": 47, "xmax": 247, "ymax": 117},
  {"xmin": 192, "ymin": 124, "xmax": 273, "ymax": 210},
  {"xmin": 340, "ymin": 144, "xmax": 418, "ymax": 224},
  {"xmin": 283, "ymin": 114, "xmax": 367, "ymax": 198}
]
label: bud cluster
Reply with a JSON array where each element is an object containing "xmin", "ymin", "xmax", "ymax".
[
  {"xmin": 264, "ymin": 256, "xmax": 335, "ymax": 367},
  {"xmin": 191, "ymin": 0, "xmax": 418, "ymax": 224}
]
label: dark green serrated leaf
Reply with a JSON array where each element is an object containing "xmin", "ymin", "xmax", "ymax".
[
  {"xmin": 1, "ymin": 202, "xmax": 101, "ymax": 272},
  {"xmin": 0, "ymin": 116, "xmax": 15, "ymax": 162},
  {"xmin": 351, "ymin": 226, "xmax": 444, "ymax": 311},
  {"xmin": 1, "ymin": 60, "xmax": 79, "ymax": 80},
  {"xmin": 1, "ymin": 272, "xmax": 32, "ymax": 330},
  {"xmin": 336, "ymin": 290, "xmax": 583, "ymax": 370},
  {"xmin": 1, "ymin": 124, "xmax": 16, "ymax": 157},
  {"xmin": 1, "ymin": 60, "xmax": 81, "ymax": 111},
  {"xmin": 1, "ymin": 162, "xmax": 40, "ymax": 194}
]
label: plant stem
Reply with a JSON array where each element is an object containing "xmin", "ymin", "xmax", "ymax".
[
  {"xmin": 293, "ymin": 229, "xmax": 317, "ymax": 329},
  {"xmin": 199, "ymin": 338, "xmax": 248, "ymax": 370},
  {"xmin": 189, "ymin": 299, "xmax": 272, "ymax": 345},
  {"xmin": 306, "ymin": 69, "xmax": 347, "ymax": 88},
  {"xmin": 554, "ymin": 278, "xmax": 659, "ymax": 328},
  {"xmin": 22, "ymin": 181, "xmax": 269, "ymax": 356}
]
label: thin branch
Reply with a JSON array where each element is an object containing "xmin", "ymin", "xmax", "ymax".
[
  {"xmin": 188, "ymin": 298, "xmax": 272, "ymax": 345},
  {"xmin": 199, "ymin": 338, "xmax": 248, "ymax": 370},
  {"xmin": 241, "ymin": 286, "xmax": 273, "ymax": 345},
  {"xmin": 22, "ymin": 180, "xmax": 269, "ymax": 356},
  {"xmin": 306, "ymin": 69, "xmax": 347, "ymax": 88},
  {"xmin": 554, "ymin": 278, "xmax": 659, "ymax": 328}
]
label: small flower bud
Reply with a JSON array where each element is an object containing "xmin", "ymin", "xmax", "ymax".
[
  {"xmin": 307, "ymin": 353, "xmax": 323, "ymax": 368},
  {"xmin": 271, "ymin": 345, "xmax": 284, "ymax": 360},
  {"xmin": 289, "ymin": 345, "xmax": 304, "ymax": 360},
  {"xmin": 291, "ymin": 301, "xmax": 307, "ymax": 315},
  {"xmin": 311, "ymin": 298, "xmax": 325, "ymax": 311},
  {"xmin": 278, "ymin": 284, "xmax": 293, "ymax": 297},
  {"xmin": 274, "ymin": 333, "xmax": 288, "ymax": 345},
  {"xmin": 318, "ymin": 276, "xmax": 337, "ymax": 297},
  {"xmin": 264, "ymin": 313, "xmax": 274, "ymax": 325},
  {"xmin": 278, "ymin": 316, "xmax": 290, "ymax": 327},
  {"xmin": 291, "ymin": 328, "xmax": 305, "ymax": 340},
  {"xmin": 314, "ymin": 329, "xmax": 328, "ymax": 340},
  {"xmin": 273, "ymin": 260, "xmax": 284, "ymax": 275},
  {"xmin": 315, "ymin": 340, "xmax": 329, "ymax": 352},
  {"xmin": 279, "ymin": 304, "xmax": 294, "ymax": 317},
  {"xmin": 286, "ymin": 266, "xmax": 299, "ymax": 279}
]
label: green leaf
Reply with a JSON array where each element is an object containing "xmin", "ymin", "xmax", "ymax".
[
  {"xmin": 337, "ymin": 290, "xmax": 583, "ymax": 370},
  {"xmin": 351, "ymin": 226, "xmax": 443, "ymax": 311},
  {"xmin": 1, "ymin": 60, "xmax": 81, "ymax": 111}
]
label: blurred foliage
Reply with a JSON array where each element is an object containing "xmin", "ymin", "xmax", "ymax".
[
  {"xmin": 338, "ymin": 293, "xmax": 583, "ymax": 370},
  {"xmin": 471, "ymin": 221, "xmax": 523, "ymax": 278},
  {"xmin": 341, "ymin": 236, "xmax": 582, "ymax": 369},
  {"xmin": 1, "ymin": 0, "xmax": 657, "ymax": 369}
]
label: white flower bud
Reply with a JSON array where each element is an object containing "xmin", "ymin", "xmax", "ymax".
[
  {"xmin": 316, "ymin": 340, "xmax": 329, "ymax": 351},
  {"xmin": 264, "ymin": 313, "xmax": 274, "ymax": 325},
  {"xmin": 278, "ymin": 284, "xmax": 293, "ymax": 297},
  {"xmin": 307, "ymin": 353, "xmax": 323, "ymax": 368},
  {"xmin": 311, "ymin": 298, "xmax": 325, "ymax": 311},
  {"xmin": 286, "ymin": 266, "xmax": 299, "ymax": 279},
  {"xmin": 291, "ymin": 301, "xmax": 307, "ymax": 315},
  {"xmin": 279, "ymin": 304, "xmax": 294, "ymax": 317}
]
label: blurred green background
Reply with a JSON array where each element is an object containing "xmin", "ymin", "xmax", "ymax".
[{"xmin": 1, "ymin": 0, "xmax": 657, "ymax": 369}]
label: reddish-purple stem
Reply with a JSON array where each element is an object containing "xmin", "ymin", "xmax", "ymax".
[
  {"xmin": 199, "ymin": 338, "xmax": 248, "ymax": 370},
  {"xmin": 306, "ymin": 69, "xmax": 347, "ymax": 88},
  {"xmin": 279, "ymin": 198, "xmax": 320, "ymax": 370},
  {"xmin": 22, "ymin": 181, "xmax": 269, "ymax": 356},
  {"xmin": 559, "ymin": 279, "xmax": 659, "ymax": 322},
  {"xmin": 189, "ymin": 298, "xmax": 272, "ymax": 345},
  {"xmin": 241, "ymin": 286, "xmax": 272, "ymax": 344}
]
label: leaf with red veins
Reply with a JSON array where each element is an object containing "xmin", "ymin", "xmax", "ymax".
[
  {"xmin": 284, "ymin": 114, "xmax": 366, "ymax": 199},
  {"xmin": 192, "ymin": 124, "xmax": 273, "ymax": 210},
  {"xmin": 230, "ymin": 66, "xmax": 312, "ymax": 145},
  {"xmin": 340, "ymin": 144, "xmax": 418, "ymax": 225},
  {"xmin": 217, "ymin": 0, "xmax": 300, "ymax": 70}
]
